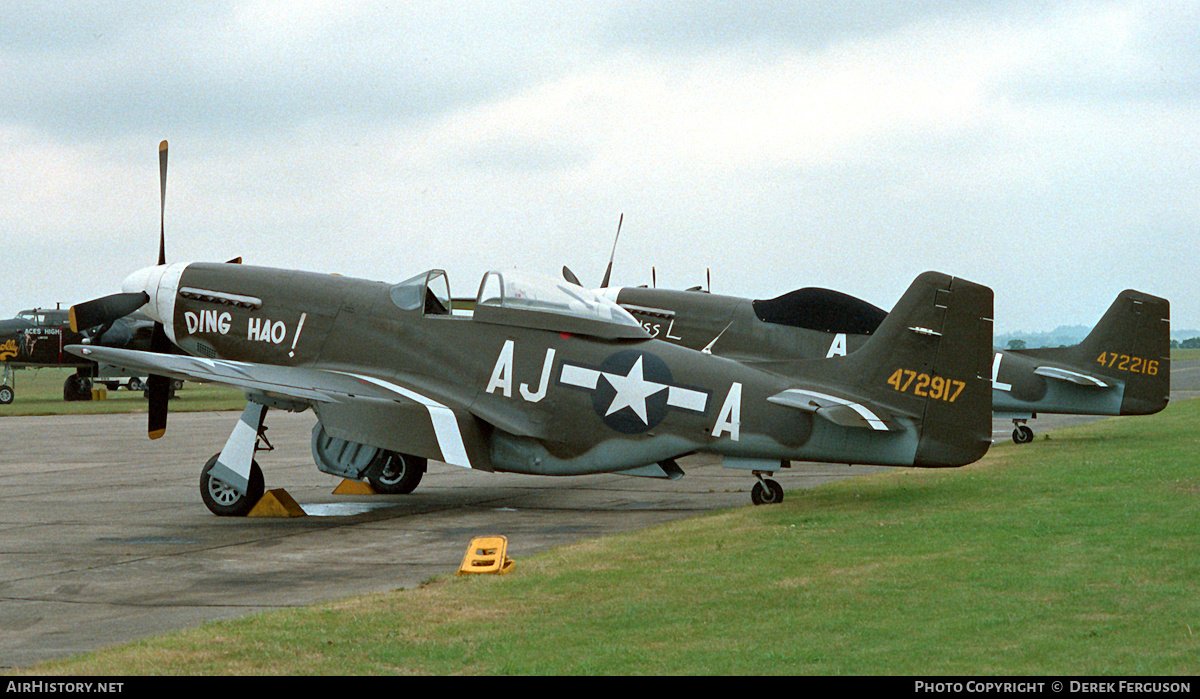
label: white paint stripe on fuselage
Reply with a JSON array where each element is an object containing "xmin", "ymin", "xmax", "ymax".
[{"xmin": 335, "ymin": 372, "xmax": 473, "ymax": 469}]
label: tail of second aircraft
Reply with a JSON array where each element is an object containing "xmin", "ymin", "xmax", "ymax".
[
  {"xmin": 1016, "ymin": 290, "xmax": 1170, "ymax": 415},
  {"xmin": 799, "ymin": 271, "xmax": 995, "ymax": 468}
]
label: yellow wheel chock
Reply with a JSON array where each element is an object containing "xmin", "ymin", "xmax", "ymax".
[
  {"xmin": 457, "ymin": 536, "xmax": 515, "ymax": 576},
  {"xmin": 332, "ymin": 479, "xmax": 376, "ymax": 495},
  {"xmin": 247, "ymin": 488, "xmax": 307, "ymax": 518}
]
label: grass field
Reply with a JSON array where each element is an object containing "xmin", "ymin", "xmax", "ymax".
[
  {"xmin": 0, "ymin": 367, "xmax": 245, "ymax": 416},
  {"xmin": 20, "ymin": 396, "xmax": 1200, "ymax": 675}
]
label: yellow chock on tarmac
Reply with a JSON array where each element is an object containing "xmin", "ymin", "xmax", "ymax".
[
  {"xmin": 91, "ymin": 387, "xmax": 107, "ymax": 400},
  {"xmin": 248, "ymin": 488, "xmax": 308, "ymax": 518},
  {"xmin": 333, "ymin": 479, "xmax": 377, "ymax": 495},
  {"xmin": 457, "ymin": 536, "xmax": 515, "ymax": 576}
]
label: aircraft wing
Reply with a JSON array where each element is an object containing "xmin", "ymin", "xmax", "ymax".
[
  {"xmin": 69, "ymin": 345, "xmax": 369, "ymax": 402},
  {"xmin": 1032, "ymin": 365, "xmax": 1112, "ymax": 388},
  {"xmin": 767, "ymin": 388, "xmax": 903, "ymax": 432},
  {"xmin": 64, "ymin": 345, "xmax": 495, "ymax": 470}
]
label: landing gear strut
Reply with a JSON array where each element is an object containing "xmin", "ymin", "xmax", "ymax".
[{"xmin": 199, "ymin": 402, "xmax": 273, "ymax": 516}]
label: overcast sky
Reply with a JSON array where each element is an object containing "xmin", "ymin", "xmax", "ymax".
[{"xmin": 2, "ymin": 1, "xmax": 1196, "ymax": 334}]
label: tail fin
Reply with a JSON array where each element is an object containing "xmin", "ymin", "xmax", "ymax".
[
  {"xmin": 836, "ymin": 271, "xmax": 994, "ymax": 467},
  {"xmin": 1019, "ymin": 290, "xmax": 1170, "ymax": 415}
]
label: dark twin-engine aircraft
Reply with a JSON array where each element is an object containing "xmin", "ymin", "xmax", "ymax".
[
  {"xmin": 68, "ymin": 142, "xmax": 997, "ymax": 516},
  {"xmin": 600, "ymin": 281, "xmax": 1170, "ymax": 443},
  {"xmin": 0, "ymin": 306, "xmax": 154, "ymax": 403}
]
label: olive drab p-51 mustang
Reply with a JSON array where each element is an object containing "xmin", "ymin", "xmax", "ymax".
[
  {"xmin": 72, "ymin": 264, "xmax": 995, "ymax": 515},
  {"xmin": 599, "ymin": 282, "xmax": 1170, "ymax": 444},
  {"xmin": 65, "ymin": 143, "xmax": 997, "ymax": 516}
]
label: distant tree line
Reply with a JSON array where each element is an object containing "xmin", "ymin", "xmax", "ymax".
[{"xmin": 1007, "ymin": 337, "xmax": 1200, "ymax": 350}]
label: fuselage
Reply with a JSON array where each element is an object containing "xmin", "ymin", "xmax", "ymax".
[
  {"xmin": 122, "ymin": 262, "xmax": 941, "ymax": 476},
  {"xmin": 0, "ymin": 310, "xmax": 92, "ymax": 368}
]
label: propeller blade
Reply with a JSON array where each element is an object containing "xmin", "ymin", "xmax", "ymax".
[
  {"xmin": 158, "ymin": 140, "xmax": 168, "ymax": 266},
  {"xmin": 69, "ymin": 291, "xmax": 150, "ymax": 333},
  {"xmin": 600, "ymin": 213, "xmax": 623, "ymax": 289},
  {"xmin": 146, "ymin": 321, "xmax": 173, "ymax": 439},
  {"xmin": 562, "ymin": 266, "xmax": 581, "ymax": 286},
  {"xmin": 147, "ymin": 374, "xmax": 170, "ymax": 439},
  {"xmin": 149, "ymin": 137, "xmax": 172, "ymax": 439}
]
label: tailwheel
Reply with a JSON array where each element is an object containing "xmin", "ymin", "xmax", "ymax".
[
  {"xmin": 1012, "ymin": 424, "xmax": 1034, "ymax": 444},
  {"xmin": 750, "ymin": 476, "xmax": 784, "ymax": 505},
  {"xmin": 200, "ymin": 454, "xmax": 265, "ymax": 516},
  {"xmin": 366, "ymin": 451, "xmax": 426, "ymax": 494}
]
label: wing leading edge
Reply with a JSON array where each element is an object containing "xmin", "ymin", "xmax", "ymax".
[{"xmin": 66, "ymin": 345, "xmax": 492, "ymax": 470}]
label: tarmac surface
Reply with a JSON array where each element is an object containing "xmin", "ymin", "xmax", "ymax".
[{"xmin": 2, "ymin": 358, "xmax": 1196, "ymax": 669}]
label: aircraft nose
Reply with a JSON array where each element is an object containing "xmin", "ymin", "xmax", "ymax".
[
  {"xmin": 121, "ymin": 266, "xmax": 157, "ymax": 298},
  {"xmin": 121, "ymin": 263, "xmax": 184, "ymax": 331}
]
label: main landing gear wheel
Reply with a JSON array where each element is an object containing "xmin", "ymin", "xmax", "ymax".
[
  {"xmin": 366, "ymin": 451, "xmax": 426, "ymax": 494},
  {"xmin": 751, "ymin": 478, "xmax": 784, "ymax": 505},
  {"xmin": 200, "ymin": 454, "xmax": 265, "ymax": 516},
  {"xmin": 63, "ymin": 373, "xmax": 92, "ymax": 401},
  {"xmin": 1012, "ymin": 425, "xmax": 1034, "ymax": 444},
  {"xmin": 0, "ymin": 385, "xmax": 13, "ymax": 405}
]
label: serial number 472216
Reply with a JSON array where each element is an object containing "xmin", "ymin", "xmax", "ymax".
[{"xmin": 1095, "ymin": 353, "xmax": 1159, "ymax": 375}]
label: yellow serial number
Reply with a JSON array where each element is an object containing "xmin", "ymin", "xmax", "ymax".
[
  {"xmin": 886, "ymin": 369, "xmax": 966, "ymax": 402},
  {"xmin": 1095, "ymin": 353, "xmax": 1159, "ymax": 375}
]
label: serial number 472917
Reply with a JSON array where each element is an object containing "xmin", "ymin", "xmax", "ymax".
[{"xmin": 886, "ymin": 369, "xmax": 966, "ymax": 402}]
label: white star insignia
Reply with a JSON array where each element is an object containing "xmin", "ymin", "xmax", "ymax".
[
  {"xmin": 559, "ymin": 354, "xmax": 709, "ymax": 427},
  {"xmin": 601, "ymin": 356, "xmax": 668, "ymax": 424}
]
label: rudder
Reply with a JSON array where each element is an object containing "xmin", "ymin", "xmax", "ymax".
[
  {"xmin": 1023, "ymin": 290, "xmax": 1170, "ymax": 415},
  {"xmin": 836, "ymin": 272, "xmax": 994, "ymax": 467}
]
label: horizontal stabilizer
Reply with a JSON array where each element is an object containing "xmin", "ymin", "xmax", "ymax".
[
  {"xmin": 767, "ymin": 388, "xmax": 901, "ymax": 432},
  {"xmin": 1033, "ymin": 365, "xmax": 1110, "ymax": 388}
]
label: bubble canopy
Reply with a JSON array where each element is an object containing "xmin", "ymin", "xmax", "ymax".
[
  {"xmin": 389, "ymin": 269, "xmax": 645, "ymax": 337},
  {"xmin": 475, "ymin": 270, "xmax": 642, "ymax": 329}
]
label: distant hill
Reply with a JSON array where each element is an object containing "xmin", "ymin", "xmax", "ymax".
[{"xmin": 995, "ymin": 327, "xmax": 1200, "ymax": 349}]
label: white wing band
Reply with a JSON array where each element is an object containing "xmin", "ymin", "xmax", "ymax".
[{"xmin": 338, "ymin": 373, "xmax": 474, "ymax": 469}]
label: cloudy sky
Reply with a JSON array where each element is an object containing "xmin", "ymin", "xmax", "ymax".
[{"xmin": 2, "ymin": 1, "xmax": 1196, "ymax": 334}]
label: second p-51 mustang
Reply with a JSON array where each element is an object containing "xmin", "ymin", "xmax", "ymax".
[
  {"xmin": 67, "ymin": 143, "xmax": 996, "ymax": 516},
  {"xmin": 601, "ymin": 281, "xmax": 1169, "ymax": 444}
]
